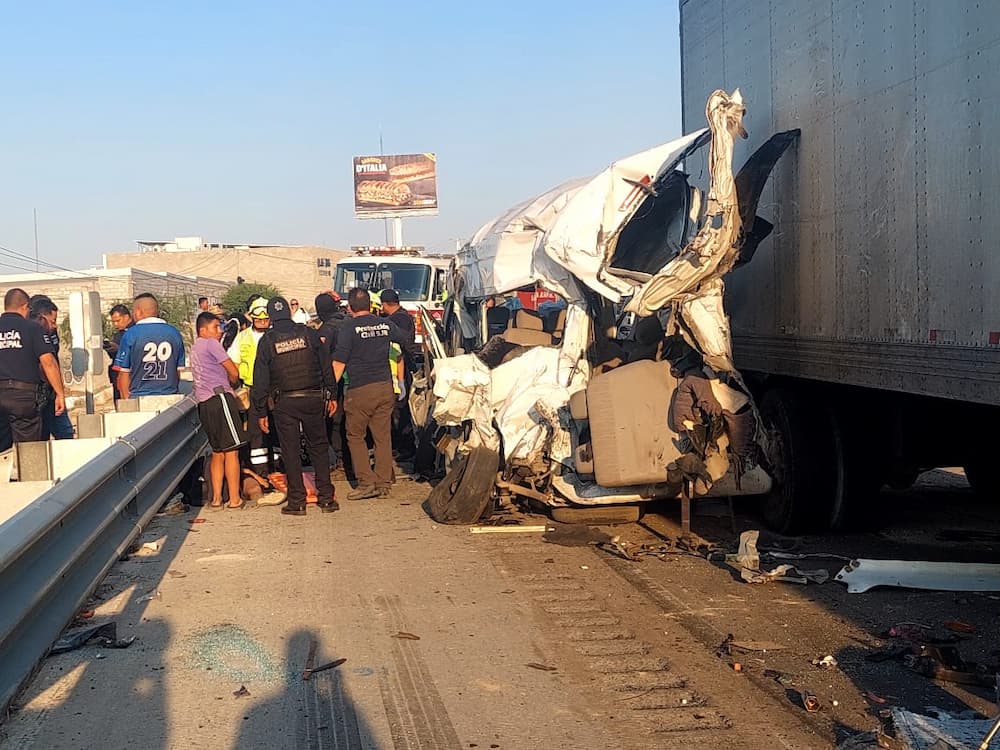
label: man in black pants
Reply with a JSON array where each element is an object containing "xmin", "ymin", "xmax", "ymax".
[
  {"xmin": 314, "ymin": 291, "xmax": 348, "ymax": 473},
  {"xmin": 377, "ymin": 289, "xmax": 417, "ymax": 460},
  {"xmin": 252, "ymin": 297, "xmax": 338, "ymax": 517},
  {"xmin": 0, "ymin": 288, "xmax": 65, "ymax": 451},
  {"xmin": 332, "ymin": 288, "xmax": 408, "ymax": 500}
]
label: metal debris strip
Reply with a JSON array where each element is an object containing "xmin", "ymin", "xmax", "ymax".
[
  {"xmin": 525, "ymin": 662, "xmax": 557, "ymax": 672},
  {"xmin": 835, "ymin": 559, "xmax": 1000, "ymax": 594},
  {"xmin": 392, "ymin": 632, "xmax": 421, "ymax": 641},
  {"xmin": 729, "ymin": 531, "xmax": 829, "ymax": 584},
  {"xmin": 233, "ymin": 685, "xmax": 251, "ymax": 698}
]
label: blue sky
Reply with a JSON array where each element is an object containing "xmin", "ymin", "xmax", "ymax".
[{"xmin": 0, "ymin": 0, "xmax": 682, "ymax": 270}]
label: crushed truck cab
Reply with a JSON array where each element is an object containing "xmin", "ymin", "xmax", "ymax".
[{"xmin": 413, "ymin": 90, "xmax": 798, "ymax": 526}]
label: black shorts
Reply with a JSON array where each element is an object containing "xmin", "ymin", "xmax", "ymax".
[{"xmin": 197, "ymin": 392, "xmax": 248, "ymax": 453}]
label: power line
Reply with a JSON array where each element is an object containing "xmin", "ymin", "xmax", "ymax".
[{"xmin": 0, "ymin": 243, "xmax": 89, "ymax": 276}]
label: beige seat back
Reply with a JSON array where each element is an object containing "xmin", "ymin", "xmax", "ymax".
[{"xmin": 503, "ymin": 328, "xmax": 553, "ymax": 347}]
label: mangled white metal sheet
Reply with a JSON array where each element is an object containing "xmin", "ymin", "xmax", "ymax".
[
  {"xmin": 835, "ymin": 559, "xmax": 1000, "ymax": 594},
  {"xmin": 430, "ymin": 354, "xmax": 496, "ymax": 450},
  {"xmin": 891, "ymin": 708, "xmax": 999, "ymax": 750},
  {"xmin": 544, "ymin": 129, "xmax": 708, "ymax": 301},
  {"xmin": 457, "ymin": 178, "xmax": 588, "ymax": 301}
]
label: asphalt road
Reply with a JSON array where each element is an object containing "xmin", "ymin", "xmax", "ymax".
[{"xmin": 1, "ymin": 469, "xmax": 997, "ymax": 749}]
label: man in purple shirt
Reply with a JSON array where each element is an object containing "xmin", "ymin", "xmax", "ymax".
[{"xmin": 190, "ymin": 312, "xmax": 247, "ymax": 509}]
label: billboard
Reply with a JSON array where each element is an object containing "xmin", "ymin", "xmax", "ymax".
[{"xmin": 353, "ymin": 153, "xmax": 438, "ymax": 218}]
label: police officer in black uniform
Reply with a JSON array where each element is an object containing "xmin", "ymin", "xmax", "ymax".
[
  {"xmin": 0, "ymin": 287, "xmax": 66, "ymax": 451},
  {"xmin": 314, "ymin": 291, "xmax": 348, "ymax": 473},
  {"xmin": 251, "ymin": 296, "xmax": 338, "ymax": 516}
]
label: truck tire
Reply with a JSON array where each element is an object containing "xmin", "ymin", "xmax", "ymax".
[
  {"xmin": 425, "ymin": 447, "xmax": 498, "ymax": 524},
  {"xmin": 758, "ymin": 387, "xmax": 838, "ymax": 533},
  {"xmin": 827, "ymin": 410, "xmax": 885, "ymax": 530},
  {"xmin": 550, "ymin": 504, "xmax": 641, "ymax": 525},
  {"xmin": 964, "ymin": 460, "xmax": 998, "ymax": 500}
]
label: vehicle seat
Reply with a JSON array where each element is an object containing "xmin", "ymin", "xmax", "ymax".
[
  {"xmin": 485, "ymin": 306, "xmax": 511, "ymax": 339},
  {"xmin": 511, "ymin": 309, "xmax": 545, "ymax": 331},
  {"xmin": 503, "ymin": 308, "xmax": 552, "ymax": 346}
]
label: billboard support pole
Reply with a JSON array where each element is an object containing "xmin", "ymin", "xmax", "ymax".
[{"xmin": 391, "ymin": 217, "xmax": 403, "ymax": 249}]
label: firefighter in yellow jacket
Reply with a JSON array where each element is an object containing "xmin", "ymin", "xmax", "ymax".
[{"xmin": 228, "ymin": 297, "xmax": 274, "ymax": 472}]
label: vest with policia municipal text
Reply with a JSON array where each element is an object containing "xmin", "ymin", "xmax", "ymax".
[{"xmin": 266, "ymin": 324, "xmax": 323, "ymax": 395}]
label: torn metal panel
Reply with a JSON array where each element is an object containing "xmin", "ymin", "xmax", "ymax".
[
  {"xmin": 835, "ymin": 559, "xmax": 1000, "ymax": 594},
  {"xmin": 625, "ymin": 90, "xmax": 747, "ymax": 323},
  {"xmin": 890, "ymin": 708, "xmax": 998, "ymax": 750},
  {"xmin": 733, "ymin": 129, "xmax": 801, "ymax": 267},
  {"xmin": 543, "ymin": 130, "xmax": 710, "ymax": 301},
  {"xmin": 458, "ymin": 178, "xmax": 589, "ymax": 302}
]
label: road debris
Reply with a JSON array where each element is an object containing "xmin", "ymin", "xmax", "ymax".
[
  {"xmin": 392, "ymin": 632, "xmax": 421, "ymax": 641},
  {"xmin": 525, "ymin": 663, "xmax": 557, "ymax": 672},
  {"xmin": 597, "ymin": 536, "xmax": 675, "ymax": 561},
  {"xmin": 763, "ymin": 668, "xmax": 795, "ymax": 687},
  {"xmin": 157, "ymin": 494, "xmax": 187, "ymax": 515},
  {"xmin": 469, "ymin": 525, "xmax": 550, "ymax": 534},
  {"xmin": 835, "ymin": 559, "xmax": 1000, "ymax": 594},
  {"xmin": 863, "ymin": 692, "xmax": 888, "ymax": 705},
  {"xmin": 812, "ymin": 655, "xmax": 838, "ymax": 669},
  {"xmin": 903, "ymin": 645, "xmax": 998, "ymax": 687},
  {"xmin": 729, "ymin": 531, "xmax": 829, "ymax": 584},
  {"xmin": 887, "ymin": 708, "xmax": 998, "ymax": 750},
  {"xmin": 942, "ymin": 620, "xmax": 976, "ymax": 634},
  {"xmin": 51, "ymin": 622, "xmax": 135, "ymax": 655},
  {"xmin": 233, "ymin": 685, "xmax": 251, "ymax": 698},
  {"xmin": 308, "ymin": 659, "xmax": 347, "ymax": 678},
  {"xmin": 188, "ymin": 518, "xmax": 207, "ymax": 525},
  {"xmin": 884, "ymin": 622, "xmax": 960, "ymax": 645},
  {"xmin": 141, "ymin": 541, "xmax": 159, "ymax": 552},
  {"xmin": 802, "ymin": 693, "xmax": 820, "ymax": 712},
  {"xmin": 717, "ymin": 634, "xmax": 786, "ymax": 656}
]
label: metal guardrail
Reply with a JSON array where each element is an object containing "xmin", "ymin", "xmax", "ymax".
[{"xmin": 0, "ymin": 396, "xmax": 207, "ymax": 717}]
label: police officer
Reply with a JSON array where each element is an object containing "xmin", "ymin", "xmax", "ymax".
[
  {"xmin": 0, "ymin": 288, "xmax": 65, "ymax": 451},
  {"xmin": 252, "ymin": 297, "xmax": 337, "ymax": 516},
  {"xmin": 314, "ymin": 291, "xmax": 348, "ymax": 473},
  {"xmin": 378, "ymin": 289, "xmax": 417, "ymax": 459},
  {"xmin": 29, "ymin": 296, "xmax": 74, "ymax": 440},
  {"xmin": 229, "ymin": 297, "xmax": 273, "ymax": 473},
  {"xmin": 332, "ymin": 287, "xmax": 408, "ymax": 500}
]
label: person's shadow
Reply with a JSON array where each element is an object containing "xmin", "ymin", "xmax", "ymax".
[{"xmin": 234, "ymin": 629, "xmax": 374, "ymax": 750}]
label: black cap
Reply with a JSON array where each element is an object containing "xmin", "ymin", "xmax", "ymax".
[
  {"xmin": 380, "ymin": 288, "xmax": 400, "ymax": 304},
  {"xmin": 267, "ymin": 296, "xmax": 292, "ymax": 321},
  {"xmin": 314, "ymin": 293, "xmax": 338, "ymax": 320}
]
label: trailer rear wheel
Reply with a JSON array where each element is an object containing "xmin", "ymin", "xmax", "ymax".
[
  {"xmin": 828, "ymin": 411, "xmax": 885, "ymax": 530},
  {"xmin": 964, "ymin": 460, "xmax": 999, "ymax": 500},
  {"xmin": 758, "ymin": 387, "xmax": 838, "ymax": 533}
]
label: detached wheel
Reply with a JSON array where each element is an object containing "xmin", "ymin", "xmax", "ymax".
[
  {"xmin": 550, "ymin": 504, "xmax": 641, "ymax": 525},
  {"xmin": 425, "ymin": 447, "xmax": 498, "ymax": 524},
  {"xmin": 758, "ymin": 387, "xmax": 838, "ymax": 534}
]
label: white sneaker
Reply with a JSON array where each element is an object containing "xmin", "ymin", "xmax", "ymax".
[{"xmin": 256, "ymin": 490, "xmax": 287, "ymax": 507}]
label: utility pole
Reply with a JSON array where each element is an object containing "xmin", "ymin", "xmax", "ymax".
[
  {"xmin": 33, "ymin": 208, "xmax": 39, "ymax": 271},
  {"xmin": 380, "ymin": 128, "xmax": 389, "ymax": 247}
]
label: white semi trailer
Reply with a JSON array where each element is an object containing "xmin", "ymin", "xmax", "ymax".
[{"xmin": 680, "ymin": 0, "xmax": 1000, "ymax": 530}]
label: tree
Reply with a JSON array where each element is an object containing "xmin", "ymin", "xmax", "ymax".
[{"xmin": 221, "ymin": 282, "xmax": 283, "ymax": 318}]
